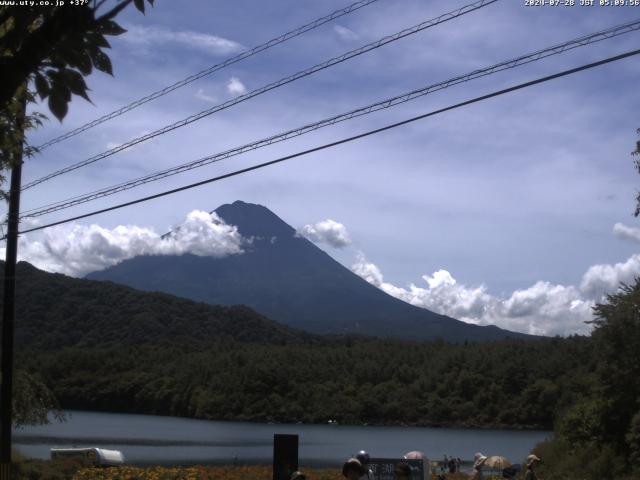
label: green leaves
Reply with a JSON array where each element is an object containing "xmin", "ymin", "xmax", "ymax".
[
  {"xmin": 33, "ymin": 67, "xmax": 92, "ymax": 120},
  {"xmin": 8, "ymin": 370, "xmax": 64, "ymax": 427},
  {"xmin": 98, "ymin": 19, "xmax": 127, "ymax": 36},
  {"xmin": 48, "ymin": 91, "xmax": 69, "ymax": 122},
  {"xmin": 133, "ymin": 0, "xmax": 146, "ymax": 13},
  {"xmin": 64, "ymin": 69, "xmax": 91, "ymax": 102},
  {"xmin": 90, "ymin": 48, "xmax": 113, "ymax": 75},
  {"xmin": 34, "ymin": 72, "xmax": 49, "ymax": 100},
  {"xmin": 133, "ymin": 0, "xmax": 154, "ymax": 13},
  {"xmin": 1, "ymin": 0, "xmax": 151, "ymax": 130}
]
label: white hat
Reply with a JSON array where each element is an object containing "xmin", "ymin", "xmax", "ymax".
[
  {"xmin": 526, "ymin": 454, "xmax": 541, "ymax": 467},
  {"xmin": 473, "ymin": 452, "xmax": 487, "ymax": 468}
]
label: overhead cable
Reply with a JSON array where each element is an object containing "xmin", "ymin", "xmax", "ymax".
[
  {"xmin": 12, "ymin": 47, "xmax": 640, "ymax": 239},
  {"xmin": 33, "ymin": 0, "xmax": 383, "ymax": 152},
  {"xmin": 21, "ymin": 18, "xmax": 640, "ymax": 219},
  {"xmin": 22, "ymin": 0, "xmax": 499, "ymax": 191}
]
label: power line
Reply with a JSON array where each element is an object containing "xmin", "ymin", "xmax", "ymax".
[
  {"xmin": 22, "ymin": 0, "xmax": 499, "ymax": 191},
  {"xmin": 33, "ymin": 0, "xmax": 383, "ymax": 152},
  {"xmin": 12, "ymin": 47, "xmax": 640, "ymax": 239},
  {"xmin": 21, "ymin": 18, "xmax": 640, "ymax": 219}
]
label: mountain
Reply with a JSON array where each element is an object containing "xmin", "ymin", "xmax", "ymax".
[
  {"xmin": 2, "ymin": 261, "xmax": 317, "ymax": 350},
  {"xmin": 87, "ymin": 200, "xmax": 532, "ymax": 341}
]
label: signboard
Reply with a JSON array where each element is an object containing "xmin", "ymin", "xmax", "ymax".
[
  {"xmin": 368, "ymin": 457, "xmax": 425, "ymax": 480},
  {"xmin": 272, "ymin": 434, "xmax": 298, "ymax": 480}
]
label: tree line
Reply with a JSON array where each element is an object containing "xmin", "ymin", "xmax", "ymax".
[{"xmin": 20, "ymin": 335, "xmax": 593, "ymax": 430}]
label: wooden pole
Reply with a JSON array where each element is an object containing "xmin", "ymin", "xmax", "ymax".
[{"xmin": 0, "ymin": 91, "xmax": 26, "ymax": 480}]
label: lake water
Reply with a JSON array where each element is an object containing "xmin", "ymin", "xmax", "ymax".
[{"xmin": 14, "ymin": 410, "xmax": 550, "ymax": 468}]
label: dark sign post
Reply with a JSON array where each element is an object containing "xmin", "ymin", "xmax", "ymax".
[
  {"xmin": 368, "ymin": 458, "xmax": 425, "ymax": 480},
  {"xmin": 272, "ymin": 434, "xmax": 298, "ymax": 480}
]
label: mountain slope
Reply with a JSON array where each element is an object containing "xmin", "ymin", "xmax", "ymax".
[
  {"xmin": 1, "ymin": 261, "xmax": 317, "ymax": 350},
  {"xmin": 87, "ymin": 200, "xmax": 532, "ymax": 341}
]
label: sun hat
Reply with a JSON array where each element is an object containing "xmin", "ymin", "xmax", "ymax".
[
  {"xmin": 403, "ymin": 451, "xmax": 425, "ymax": 460},
  {"xmin": 473, "ymin": 452, "xmax": 487, "ymax": 469},
  {"xmin": 526, "ymin": 454, "xmax": 541, "ymax": 467},
  {"xmin": 342, "ymin": 458, "xmax": 366, "ymax": 477}
]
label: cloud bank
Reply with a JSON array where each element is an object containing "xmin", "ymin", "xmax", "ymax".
[
  {"xmin": 351, "ymin": 242, "xmax": 640, "ymax": 337},
  {"xmin": 11, "ymin": 210, "xmax": 244, "ymax": 277},
  {"xmin": 297, "ymin": 219, "xmax": 352, "ymax": 248}
]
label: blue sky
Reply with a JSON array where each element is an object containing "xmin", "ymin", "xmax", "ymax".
[{"xmin": 4, "ymin": 0, "xmax": 640, "ymax": 336}]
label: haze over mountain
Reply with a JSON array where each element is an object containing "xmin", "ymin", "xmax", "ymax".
[{"xmin": 87, "ymin": 201, "xmax": 532, "ymax": 341}]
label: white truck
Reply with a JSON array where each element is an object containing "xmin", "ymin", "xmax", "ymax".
[{"xmin": 50, "ymin": 447, "xmax": 125, "ymax": 466}]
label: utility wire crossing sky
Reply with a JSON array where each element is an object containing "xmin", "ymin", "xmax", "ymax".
[{"xmin": 6, "ymin": 0, "xmax": 640, "ymax": 337}]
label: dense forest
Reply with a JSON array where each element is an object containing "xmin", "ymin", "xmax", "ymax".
[
  {"xmin": 6, "ymin": 260, "xmax": 593, "ymax": 430},
  {"xmin": 19, "ymin": 337, "xmax": 593, "ymax": 430}
]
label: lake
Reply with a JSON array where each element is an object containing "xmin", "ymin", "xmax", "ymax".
[{"xmin": 14, "ymin": 410, "xmax": 550, "ymax": 468}]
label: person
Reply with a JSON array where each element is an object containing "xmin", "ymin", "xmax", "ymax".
[
  {"xmin": 355, "ymin": 450, "xmax": 373, "ymax": 479},
  {"xmin": 524, "ymin": 454, "xmax": 541, "ymax": 480},
  {"xmin": 470, "ymin": 452, "xmax": 487, "ymax": 480},
  {"xmin": 448, "ymin": 456, "xmax": 456, "ymax": 473},
  {"xmin": 290, "ymin": 471, "xmax": 306, "ymax": 480},
  {"xmin": 394, "ymin": 462, "xmax": 411, "ymax": 479},
  {"xmin": 343, "ymin": 458, "xmax": 367, "ymax": 480}
]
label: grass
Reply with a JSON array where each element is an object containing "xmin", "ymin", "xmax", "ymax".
[{"xmin": 9, "ymin": 459, "xmax": 480, "ymax": 480}]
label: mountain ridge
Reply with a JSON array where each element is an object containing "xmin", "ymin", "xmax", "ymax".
[
  {"xmin": 86, "ymin": 200, "xmax": 534, "ymax": 341},
  {"xmin": 2, "ymin": 260, "xmax": 319, "ymax": 350}
]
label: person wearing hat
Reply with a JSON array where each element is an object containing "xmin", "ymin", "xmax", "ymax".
[
  {"xmin": 524, "ymin": 454, "xmax": 541, "ymax": 480},
  {"xmin": 289, "ymin": 471, "xmax": 306, "ymax": 480},
  {"xmin": 342, "ymin": 458, "xmax": 367, "ymax": 480},
  {"xmin": 355, "ymin": 450, "xmax": 374, "ymax": 480},
  {"xmin": 470, "ymin": 452, "xmax": 487, "ymax": 480}
]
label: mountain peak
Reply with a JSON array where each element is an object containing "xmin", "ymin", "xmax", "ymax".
[
  {"xmin": 213, "ymin": 200, "xmax": 295, "ymax": 239},
  {"xmin": 88, "ymin": 201, "xmax": 533, "ymax": 341}
]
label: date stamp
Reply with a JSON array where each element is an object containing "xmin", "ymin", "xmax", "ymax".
[{"xmin": 524, "ymin": 0, "xmax": 640, "ymax": 5}]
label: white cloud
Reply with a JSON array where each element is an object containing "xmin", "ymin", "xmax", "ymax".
[
  {"xmin": 613, "ymin": 222, "xmax": 640, "ymax": 244},
  {"xmin": 226, "ymin": 77, "xmax": 246, "ymax": 96},
  {"xmin": 579, "ymin": 254, "xmax": 640, "ymax": 300},
  {"xmin": 351, "ymin": 253, "xmax": 602, "ymax": 336},
  {"xmin": 195, "ymin": 88, "xmax": 217, "ymax": 103},
  {"xmin": 334, "ymin": 25, "xmax": 359, "ymax": 41},
  {"xmin": 121, "ymin": 24, "xmax": 244, "ymax": 56},
  {"xmin": 297, "ymin": 219, "xmax": 352, "ymax": 248},
  {"xmin": 9, "ymin": 210, "xmax": 244, "ymax": 277}
]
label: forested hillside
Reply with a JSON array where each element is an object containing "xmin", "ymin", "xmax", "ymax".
[
  {"xmin": 20, "ymin": 336, "xmax": 592, "ymax": 430},
  {"xmin": 4, "ymin": 261, "xmax": 319, "ymax": 349}
]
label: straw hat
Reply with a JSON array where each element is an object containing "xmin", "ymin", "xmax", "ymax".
[
  {"xmin": 342, "ymin": 458, "xmax": 366, "ymax": 477},
  {"xmin": 526, "ymin": 454, "xmax": 541, "ymax": 467},
  {"xmin": 473, "ymin": 452, "xmax": 488, "ymax": 469}
]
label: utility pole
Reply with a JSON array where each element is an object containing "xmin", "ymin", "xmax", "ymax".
[{"xmin": 0, "ymin": 91, "xmax": 26, "ymax": 480}]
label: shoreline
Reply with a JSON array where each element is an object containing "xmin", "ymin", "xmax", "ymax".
[{"xmin": 54, "ymin": 407, "xmax": 553, "ymax": 432}]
